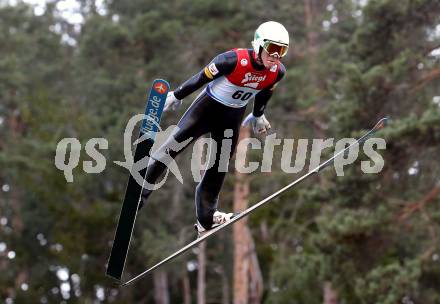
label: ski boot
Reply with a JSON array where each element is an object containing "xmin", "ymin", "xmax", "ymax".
[{"xmin": 195, "ymin": 210, "xmax": 237, "ymax": 238}]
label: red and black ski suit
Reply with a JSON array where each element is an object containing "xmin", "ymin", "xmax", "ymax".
[{"xmin": 142, "ymin": 48, "xmax": 285, "ymax": 230}]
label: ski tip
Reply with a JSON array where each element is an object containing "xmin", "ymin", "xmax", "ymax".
[
  {"xmin": 373, "ymin": 117, "xmax": 390, "ymax": 131},
  {"xmin": 105, "ymin": 271, "xmax": 122, "ymax": 282},
  {"xmin": 151, "ymin": 79, "xmax": 170, "ymax": 94},
  {"xmin": 121, "ymin": 278, "xmax": 137, "ymax": 287}
]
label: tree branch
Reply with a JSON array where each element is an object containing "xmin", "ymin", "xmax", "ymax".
[
  {"xmin": 410, "ymin": 68, "xmax": 440, "ymax": 93},
  {"xmin": 398, "ymin": 182, "xmax": 440, "ymax": 221}
]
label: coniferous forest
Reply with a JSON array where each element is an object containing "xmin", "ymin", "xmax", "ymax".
[{"xmin": 1, "ymin": 0, "xmax": 440, "ymax": 303}]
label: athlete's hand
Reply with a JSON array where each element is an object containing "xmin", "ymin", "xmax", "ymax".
[
  {"xmin": 163, "ymin": 91, "xmax": 182, "ymax": 112},
  {"xmin": 242, "ymin": 113, "xmax": 271, "ymax": 134}
]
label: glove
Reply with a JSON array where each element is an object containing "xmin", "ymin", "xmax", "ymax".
[
  {"xmin": 242, "ymin": 113, "xmax": 271, "ymax": 134},
  {"xmin": 163, "ymin": 91, "xmax": 182, "ymax": 112}
]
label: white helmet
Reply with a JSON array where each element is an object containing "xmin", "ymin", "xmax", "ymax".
[{"xmin": 252, "ymin": 21, "xmax": 289, "ymax": 58}]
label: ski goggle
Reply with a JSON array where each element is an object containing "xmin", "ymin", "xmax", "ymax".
[{"xmin": 263, "ymin": 41, "xmax": 288, "ymax": 58}]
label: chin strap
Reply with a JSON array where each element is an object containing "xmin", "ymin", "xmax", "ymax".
[{"xmin": 252, "ymin": 49, "xmax": 264, "ymax": 67}]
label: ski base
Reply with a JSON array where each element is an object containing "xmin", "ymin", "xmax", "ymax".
[{"xmin": 106, "ymin": 79, "xmax": 170, "ymax": 280}]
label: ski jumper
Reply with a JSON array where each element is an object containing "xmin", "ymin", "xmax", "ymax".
[{"xmin": 142, "ymin": 48, "xmax": 286, "ymax": 229}]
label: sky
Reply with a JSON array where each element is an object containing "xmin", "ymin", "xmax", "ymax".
[
  {"xmin": 6, "ymin": 0, "xmax": 109, "ymax": 45},
  {"xmin": 6, "ymin": 0, "xmax": 440, "ymax": 41},
  {"xmin": 7, "ymin": 0, "xmax": 106, "ymax": 24}
]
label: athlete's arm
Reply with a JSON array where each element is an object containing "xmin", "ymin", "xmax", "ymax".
[
  {"xmin": 173, "ymin": 51, "xmax": 237, "ymax": 100},
  {"xmin": 252, "ymin": 64, "xmax": 286, "ymax": 117}
]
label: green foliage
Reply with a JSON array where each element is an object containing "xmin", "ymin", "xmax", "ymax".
[
  {"xmin": 1, "ymin": 0, "xmax": 440, "ymax": 303},
  {"xmin": 267, "ymin": 252, "xmax": 324, "ymax": 304},
  {"xmin": 354, "ymin": 259, "xmax": 422, "ymax": 304}
]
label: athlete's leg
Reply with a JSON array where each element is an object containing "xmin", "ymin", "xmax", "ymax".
[
  {"xmin": 195, "ymin": 106, "xmax": 246, "ymax": 229},
  {"xmin": 141, "ymin": 93, "xmax": 211, "ymax": 205}
]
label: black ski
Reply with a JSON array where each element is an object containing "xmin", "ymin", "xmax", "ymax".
[
  {"xmin": 121, "ymin": 117, "xmax": 389, "ymax": 286},
  {"xmin": 106, "ymin": 79, "xmax": 170, "ymax": 280}
]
